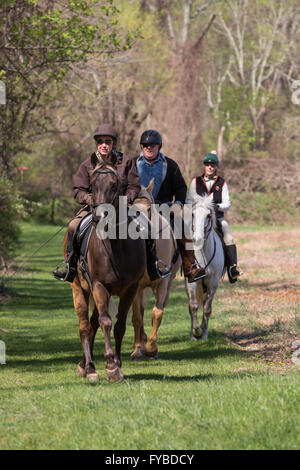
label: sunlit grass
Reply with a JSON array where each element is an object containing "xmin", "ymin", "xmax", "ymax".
[{"xmin": 0, "ymin": 223, "xmax": 299, "ymax": 450}]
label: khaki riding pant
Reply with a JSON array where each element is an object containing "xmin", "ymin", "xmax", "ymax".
[{"xmin": 219, "ymin": 218, "xmax": 234, "ymax": 246}]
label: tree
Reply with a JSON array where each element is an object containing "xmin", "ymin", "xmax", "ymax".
[
  {"xmin": 203, "ymin": 0, "xmax": 300, "ymax": 155},
  {"xmin": 0, "ymin": 0, "xmax": 134, "ymax": 177}
]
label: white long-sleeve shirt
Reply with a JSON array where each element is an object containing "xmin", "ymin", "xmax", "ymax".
[{"xmin": 186, "ymin": 176, "xmax": 231, "ymax": 213}]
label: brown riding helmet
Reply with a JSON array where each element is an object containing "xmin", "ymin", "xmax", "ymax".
[{"xmin": 93, "ymin": 124, "xmax": 118, "ymax": 144}]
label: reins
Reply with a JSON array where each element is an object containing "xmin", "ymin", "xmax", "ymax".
[
  {"xmin": 2, "ymin": 206, "xmax": 88, "ymax": 280},
  {"xmin": 198, "ymin": 207, "xmax": 217, "ymax": 270}
]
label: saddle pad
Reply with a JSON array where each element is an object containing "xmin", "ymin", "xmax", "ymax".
[{"xmin": 75, "ymin": 213, "xmax": 94, "ymax": 261}]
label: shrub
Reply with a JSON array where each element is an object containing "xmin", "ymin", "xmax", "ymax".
[{"xmin": 0, "ymin": 177, "xmax": 21, "ymax": 265}]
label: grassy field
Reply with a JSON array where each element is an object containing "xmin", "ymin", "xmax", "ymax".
[{"xmin": 0, "ymin": 222, "xmax": 299, "ymax": 450}]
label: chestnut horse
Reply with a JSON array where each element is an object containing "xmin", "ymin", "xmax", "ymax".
[
  {"xmin": 130, "ymin": 180, "xmax": 181, "ymax": 360},
  {"xmin": 66, "ymin": 159, "xmax": 146, "ymax": 382}
]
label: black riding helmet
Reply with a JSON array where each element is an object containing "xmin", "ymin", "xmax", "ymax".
[{"xmin": 140, "ymin": 129, "xmax": 162, "ymax": 149}]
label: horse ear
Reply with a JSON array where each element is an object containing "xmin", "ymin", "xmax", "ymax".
[
  {"xmin": 107, "ymin": 151, "xmax": 118, "ymax": 168},
  {"xmin": 147, "ymin": 178, "xmax": 155, "ymax": 194},
  {"xmin": 91, "ymin": 152, "xmax": 98, "ymax": 168}
]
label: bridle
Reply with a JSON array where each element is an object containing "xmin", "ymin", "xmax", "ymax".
[
  {"xmin": 90, "ymin": 166, "xmax": 122, "ymax": 282},
  {"xmin": 91, "ymin": 167, "xmax": 121, "ymax": 210},
  {"xmin": 203, "ymin": 209, "xmax": 216, "ymax": 269},
  {"xmin": 193, "ymin": 202, "xmax": 216, "ymax": 270},
  {"xmin": 204, "ymin": 210, "xmax": 213, "ymax": 241}
]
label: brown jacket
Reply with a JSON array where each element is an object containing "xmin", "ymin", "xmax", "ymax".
[{"xmin": 73, "ymin": 152, "xmax": 141, "ymax": 206}]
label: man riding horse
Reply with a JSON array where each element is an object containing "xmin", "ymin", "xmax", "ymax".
[
  {"xmin": 53, "ymin": 124, "xmax": 140, "ymax": 282},
  {"xmin": 135, "ymin": 129, "xmax": 206, "ymax": 283}
]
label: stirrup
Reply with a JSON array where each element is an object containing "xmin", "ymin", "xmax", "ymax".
[
  {"xmin": 155, "ymin": 259, "xmax": 171, "ymax": 279},
  {"xmin": 53, "ymin": 261, "xmax": 76, "ymax": 282},
  {"xmin": 228, "ymin": 265, "xmax": 243, "ymax": 280},
  {"xmin": 188, "ymin": 262, "xmax": 206, "ymax": 281}
]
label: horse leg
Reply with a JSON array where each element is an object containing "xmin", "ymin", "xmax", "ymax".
[
  {"xmin": 113, "ymin": 284, "xmax": 139, "ymax": 379},
  {"xmin": 131, "ymin": 289, "xmax": 147, "ymax": 360},
  {"xmin": 145, "ymin": 279, "xmax": 169, "ymax": 358},
  {"xmin": 89, "ymin": 302, "xmax": 100, "ymax": 362},
  {"xmin": 72, "ymin": 282, "xmax": 99, "ymax": 382},
  {"xmin": 92, "ymin": 282, "xmax": 117, "ymax": 383},
  {"xmin": 185, "ymin": 279, "xmax": 203, "ymax": 340},
  {"xmin": 200, "ymin": 288, "xmax": 216, "ymax": 340}
]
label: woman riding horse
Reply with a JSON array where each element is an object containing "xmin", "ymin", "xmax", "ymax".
[{"xmin": 186, "ymin": 151, "xmax": 242, "ymax": 282}]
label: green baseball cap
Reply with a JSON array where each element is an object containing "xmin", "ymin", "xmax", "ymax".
[{"xmin": 203, "ymin": 152, "xmax": 219, "ymax": 165}]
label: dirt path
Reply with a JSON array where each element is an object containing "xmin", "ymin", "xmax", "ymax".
[{"xmin": 224, "ymin": 228, "xmax": 300, "ymax": 371}]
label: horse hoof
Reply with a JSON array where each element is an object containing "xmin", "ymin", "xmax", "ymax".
[
  {"xmin": 106, "ymin": 367, "xmax": 124, "ymax": 383},
  {"xmin": 76, "ymin": 364, "xmax": 86, "ymax": 377},
  {"xmin": 145, "ymin": 350, "xmax": 158, "ymax": 360},
  {"xmin": 193, "ymin": 327, "xmax": 202, "ymax": 339},
  {"xmin": 130, "ymin": 349, "xmax": 145, "ymax": 361},
  {"xmin": 86, "ymin": 372, "xmax": 99, "ymax": 383}
]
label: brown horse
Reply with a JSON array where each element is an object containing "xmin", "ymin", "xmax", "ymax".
[
  {"xmin": 65, "ymin": 158, "xmax": 146, "ymax": 382},
  {"xmin": 130, "ymin": 180, "xmax": 182, "ymax": 360}
]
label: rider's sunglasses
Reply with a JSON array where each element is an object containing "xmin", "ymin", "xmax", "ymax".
[
  {"xmin": 96, "ymin": 139, "xmax": 113, "ymax": 145},
  {"xmin": 142, "ymin": 143, "xmax": 157, "ymax": 148},
  {"xmin": 204, "ymin": 162, "xmax": 217, "ymax": 167}
]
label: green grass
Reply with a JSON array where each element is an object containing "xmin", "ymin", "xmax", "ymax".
[{"xmin": 0, "ymin": 223, "xmax": 299, "ymax": 450}]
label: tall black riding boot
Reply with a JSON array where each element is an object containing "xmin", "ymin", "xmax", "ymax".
[
  {"xmin": 53, "ymin": 231, "xmax": 77, "ymax": 282},
  {"xmin": 225, "ymin": 244, "xmax": 241, "ymax": 283},
  {"xmin": 145, "ymin": 239, "xmax": 171, "ymax": 281}
]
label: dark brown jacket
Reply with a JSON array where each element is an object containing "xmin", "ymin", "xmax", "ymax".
[{"xmin": 73, "ymin": 152, "xmax": 141, "ymax": 206}]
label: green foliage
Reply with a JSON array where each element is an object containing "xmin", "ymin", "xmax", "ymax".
[
  {"xmin": 0, "ymin": 0, "xmax": 135, "ymax": 176},
  {"xmin": 0, "ymin": 178, "xmax": 22, "ymax": 263},
  {"xmin": 231, "ymin": 191, "xmax": 297, "ymax": 225}
]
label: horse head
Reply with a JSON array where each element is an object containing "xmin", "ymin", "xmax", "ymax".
[
  {"xmin": 90, "ymin": 161, "xmax": 121, "ymax": 224},
  {"xmin": 134, "ymin": 178, "xmax": 155, "ymax": 217},
  {"xmin": 192, "ymin": 194, "xmax": 216, "ymax": 250}
]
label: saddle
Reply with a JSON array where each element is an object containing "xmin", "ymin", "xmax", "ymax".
[{"xmin": 74, "ymin": 212, "xmax": 94, "ymax": 289}]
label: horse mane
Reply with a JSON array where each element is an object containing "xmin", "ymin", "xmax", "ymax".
[
  {"xmin": 90, "ymin": 151, "xmax": 118, "ymax": 177},
  {"xmin": 194, "ymin": 196, "xmax": 217, "ymax": 230},
  {"xmin": 91, "ymin": 161, "xmax": 118, "ymax": 178}
]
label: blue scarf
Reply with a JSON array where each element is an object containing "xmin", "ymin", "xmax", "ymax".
[{"xmin": 136, "ymin": 152, "xmax": 166, "ymax": 199}]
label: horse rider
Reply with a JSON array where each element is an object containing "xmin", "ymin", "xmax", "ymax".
[
  {"xmin": 53, "ymin": 124, "xmax": 141, "ymax": 282},
  {"xmin": 134, "ymin": 129, "xmax": 206, "ymax": 283},
  {"xmin": 186, "ymin": 150, "xmax": 242, "ymax": 282},
  {"xmin": 53, "ymin": 124, "xmax": 177, "ymax": 283}
]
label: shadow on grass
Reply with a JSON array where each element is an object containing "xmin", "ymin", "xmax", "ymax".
[
  {"xmin": 1, "ymin": 253, "xmax": 251, "ymax": 381},
  {"xmin": 1, "ymin": 367, "xmax": 269, "ymax": 393},
  {"xmin": 5, "ymin": 329, "xmax": 249, "ymax": 375}
]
